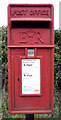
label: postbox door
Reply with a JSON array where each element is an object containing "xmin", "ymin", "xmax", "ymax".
[{"xmin": 10, "ymin": 47, "xmax": 53, "ymax": 113}]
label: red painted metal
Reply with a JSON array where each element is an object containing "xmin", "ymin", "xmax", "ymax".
[
  {"xmin": 8, "ymin": 45, "xmax": 54, "ymax": 48},
  {"xmin": 8, "ymin": 4, "xmax": 54, "ymax": 114}
]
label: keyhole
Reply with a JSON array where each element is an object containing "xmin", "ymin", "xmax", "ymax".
[{"xmin": 18, "ymin": 78, "xmax": 19, "ymax": 82}]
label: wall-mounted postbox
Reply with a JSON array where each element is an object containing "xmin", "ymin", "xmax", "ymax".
[{"xmin": 8, "ymin": 4, "xmax": 54, "ymax": 114}]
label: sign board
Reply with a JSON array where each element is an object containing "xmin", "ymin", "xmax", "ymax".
[{"xmin": 22, "ymin": 59, "xmax": 40, "ymax": 94}]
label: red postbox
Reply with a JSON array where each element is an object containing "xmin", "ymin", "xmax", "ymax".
[{"xmin": 8, "ymin": 4, "xmax": 54, "ymax": 114}]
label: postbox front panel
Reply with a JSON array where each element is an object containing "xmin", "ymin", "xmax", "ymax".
[
  {"xmin": 11, "ymin": 28, "xmax": 50, "ymax": 45},
  {"xmin": 8, "ymin": 4, "xmax": 54, "ymax": 114}
]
